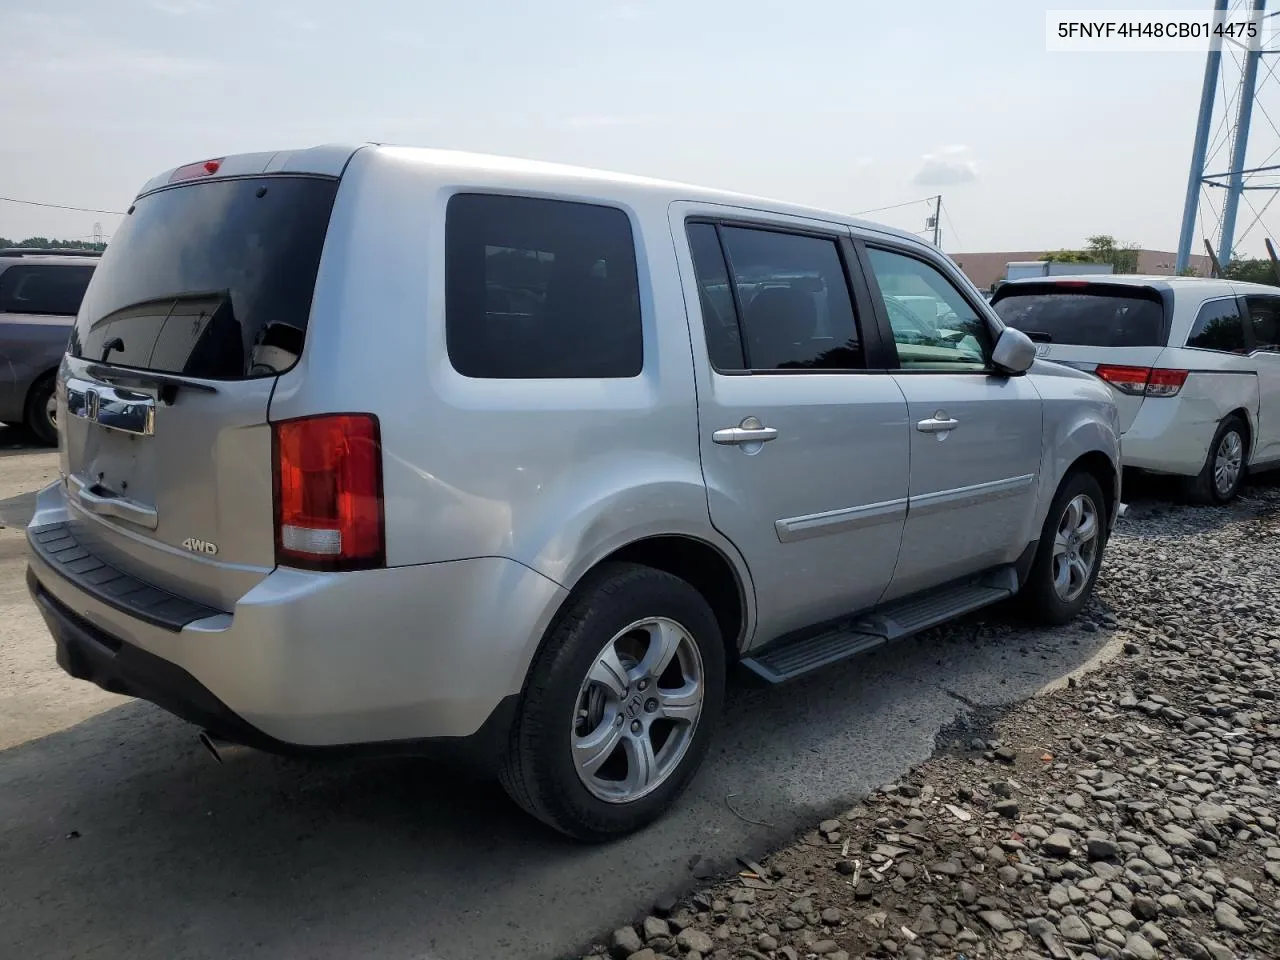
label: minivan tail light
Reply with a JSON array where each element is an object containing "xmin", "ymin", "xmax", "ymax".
[
  {"xmin": 272, "ymin": 413, "xmax": 385, "ymax": 571},
  {"xmin": 1094, "ymin": 364, "xmax": 1188, "ymax": 398}
]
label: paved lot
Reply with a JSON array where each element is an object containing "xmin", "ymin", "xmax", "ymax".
[{"xmin": 0, "ymin": 432, "xmax": 1160, "ymax": 960}]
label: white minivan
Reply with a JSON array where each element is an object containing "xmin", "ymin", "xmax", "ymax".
[{"xmin": 992, "ymin": 275, "xmax": 1280, "ymax": 503}]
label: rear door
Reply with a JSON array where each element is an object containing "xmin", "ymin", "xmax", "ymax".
[
  {"xmin": 859, "ymin": 240, "xmax": 1043, "ymax": 601},
  {"xmin": 56, "ymin": 171, "xmax": 341, "ymax": 611},
  {"xmin": 675, "ymin": 208, "xmax": 909, "ymax": 642},
  {"xmin": 1237, "ymin": 291, "xmax": 1280, "ymax": 462},
  {"xmin": 991, "ymin": 282, "xmax": 1169, "ymax": 432}
]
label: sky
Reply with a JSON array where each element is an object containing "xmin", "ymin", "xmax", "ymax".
[{"xmin": 3, "ymin": 0, "xmax": 1279, "ymax": 256}]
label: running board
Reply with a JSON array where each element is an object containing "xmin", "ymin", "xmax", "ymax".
[{"xmin": 741, "ymin": 567, "xmax": 1018, "ymax": 684}]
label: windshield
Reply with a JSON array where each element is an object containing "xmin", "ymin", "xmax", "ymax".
[
  {"xmin": 991, "ymin": 284, "xmax": 1166, "ymax": 347},
  {"xmin": 70, "ymin": 175, "xmax": 339, "ymax": 379}
]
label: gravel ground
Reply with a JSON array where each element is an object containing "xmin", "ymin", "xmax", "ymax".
[{"xmin": 578, "ymin": 485, "xmax": 1280, "ymax": 960}]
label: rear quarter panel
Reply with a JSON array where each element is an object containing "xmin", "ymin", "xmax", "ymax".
[
  {"xmin": 0, "ymin": 313, "xmax": 73, "ymax": 421},
  {"xmin": 1161, "ymin": 346, "xmax": 1260, "ymax": 442},
  {"xmin": 268, "ymin": 147, "xmax": 751, "ymax": 647}
]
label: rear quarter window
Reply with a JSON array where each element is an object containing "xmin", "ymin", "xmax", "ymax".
[
  {"xmin": 1186, "ymin": 298, "xmax": 1247, "ymax": 353},
  {"xmin": 445, "ymin": 193, "xmax": 643, "ymax": 379},
  {"xmin": 992, "ymin": 285, "xmax": 1166, "ymax": 347},
  {"xmin": 0, "ymin": 264, "xmax": 95, "ymax": 316}
]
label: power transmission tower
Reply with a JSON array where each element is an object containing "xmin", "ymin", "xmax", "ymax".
[
  {"xmin": 1177, "ymin": 0, "xmax": 1278, "ymax": 272},
  {"xmin": 92, "ymin": 222, "xmax": 103, "ymax": 246}
]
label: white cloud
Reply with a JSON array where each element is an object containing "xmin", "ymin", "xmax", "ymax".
[{"xmin": 913, "ymin": 145, "xmax": 978, "ymax": 186}]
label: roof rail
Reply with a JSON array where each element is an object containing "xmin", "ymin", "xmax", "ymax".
[{"xmin": 0, "ymin": 247, "xmax": 103, "ymax": 258}]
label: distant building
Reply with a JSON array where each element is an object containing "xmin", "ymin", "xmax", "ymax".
[{"xmin": 949, "ymin": 250, "xmax": 1213, "ymax": 291}]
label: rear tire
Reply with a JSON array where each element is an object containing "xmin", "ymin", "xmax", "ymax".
[
  {"xmin": 24, "ymin": 375, "xmax": 57, "ymax": 446},
  {"xmin": 1016, "ymin": 471, "xmax": 1107, "ymax": 626},
  {"xmin": 1182, "ymin": 415, "xmax": 1247, "ymax": 505},
  {"xmin": 499, "ymin": 562, "xmax": 725, "ymax": 841}
]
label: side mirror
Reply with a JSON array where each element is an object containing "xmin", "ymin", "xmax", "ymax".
[{"xmin": 991, "ymin": 326, "xmax": 1036, "ymax": 375}]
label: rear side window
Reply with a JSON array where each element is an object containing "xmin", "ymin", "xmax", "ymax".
[
  {"xmin": 1242, "ymin": 294, "xmax": 1280, "ymax": 352},
  {"xmin": 446, "ymin": 194, "xmax": 643, "ymax": 379},
  {"xmin": 71, "ymin": 176, "xmax": 339, "ymax": 378},
  {"xmin": 0, "ymin": 264, "xmax": 95, "ymax": 316},
  {"xmin": 992, "ymin": 285, "xmax": 1166, "ymax": 347},
  {"xmin": 690, "ymin": 224, "xmax": 862, "ymax": 371},
  {"xmin": 1186, "ymin": 298, "xmax": 1246, "ymax": 353}
]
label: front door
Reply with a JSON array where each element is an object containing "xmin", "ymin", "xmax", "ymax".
[
  {"xmin": 859, "ymin": 241, "xmax": 1044, "ymax": 601},
  {"xmin": 674, "ymin": 207, "xmax": 910, "ymax": 644}
]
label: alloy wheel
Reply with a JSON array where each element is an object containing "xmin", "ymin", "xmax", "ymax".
[
  {"xmin": 1052, "ymin": 493, "xmax": 1100, "ymax": 602},
  {"xmin": 571, "ymin": 617, "xmax": 704, "ymax": 804},
  {"xmin": 1214, "ymin": 429, "xmax": 1243, "ymax": 498}
]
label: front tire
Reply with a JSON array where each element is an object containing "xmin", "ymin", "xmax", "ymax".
[
  {"xmin": 24, "ymin": 375, "xmax": 57, "ymax": 447},
  {"xmin": 499, "ymin": 562, "xmax": 725, "ymax": 841},
  {"xmin": 1183, "ymin": 415, "xmax": 1247, "ymax": 505},
  {"xmin": 1017, "ymin": 471, "xmax": 1107, "ymax": 625}
]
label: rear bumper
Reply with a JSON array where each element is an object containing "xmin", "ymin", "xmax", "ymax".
[
  {"xmin": 26, "ymin": 480, "xmax": 567, "ymax": 754},
  {"xmin": 1120, "ymin": 396, "xmax": 1217, "ymax": 477}
]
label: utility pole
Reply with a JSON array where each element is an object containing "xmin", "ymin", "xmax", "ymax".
[{"xmin": 927, "ymin": 195, "xmax": 942, "ymax": 247}]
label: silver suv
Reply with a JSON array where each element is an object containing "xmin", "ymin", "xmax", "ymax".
[{"xmin": 26, "ymin": 145, "xmax": 1121, "ymax": 840}]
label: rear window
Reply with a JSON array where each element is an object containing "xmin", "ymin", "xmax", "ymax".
[
  {"xmin": 991, "ymin": 284, "xmax": 1166, "ymax": 347},
  {"xmin": 70, "ymin": 176, "xmax": 339, "ymax": 379},
  {"xmin": 0, "ymin": 263, "xmax": 95, "ymax": 316},
  {"xmin": 445, "ymin": 193, "xmax": 643, "ymax": 379}
]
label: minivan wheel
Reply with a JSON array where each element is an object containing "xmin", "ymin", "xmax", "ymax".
[
  {"xmin": 499, "ymin": 562, "xmax": 725, "ymax": 841},
  {"xmin": 24, "ymin": 375, "xmax": 58, "ymax": 447},
  {"xmin": 1183, "ymin": 415, "xmax": 1247, "ymax": 505},
  {"xmin": 1016, "ymin": 471, "xmax": 1107, "ymax": 626}
]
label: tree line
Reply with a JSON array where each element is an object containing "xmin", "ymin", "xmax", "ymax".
[{"xmin": 0, "ymin": 237, "xmax": 106, "ymax": 251}]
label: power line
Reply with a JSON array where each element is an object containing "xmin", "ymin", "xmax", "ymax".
[
  {"xmin": 0, "ymin": 196, "xmax": 125, "ymax": 216},
  {"xmin": 852, "ymin": 196, "xmax": 932, "ymax": 217},
  {"xmin": 939, "ymin": 200, "xmax": 964, "ymax": 250}
]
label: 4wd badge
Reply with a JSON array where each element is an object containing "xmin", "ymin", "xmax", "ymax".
[{"xmin": 182, "ymin": 538, "xmax": 218, "ymax": 556}]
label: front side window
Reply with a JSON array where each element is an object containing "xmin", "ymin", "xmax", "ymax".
[
  {"xmin": 446, "ymin": 194, "xmax": 643, "ymax": 378},
  {"xmin": 865, "ymin": 247, "xmax": 991, "ymax": 370},
  {"xmin": 707, "ymin": 225, "xmax": 863, "ymax": 371},
  {"xmin": 1186, "ymin": 298, "xmax": 1246, "ymax": 353},
  {"xmin": 0, "ymin": 264, "xmax": 95, "ymax": 316},
  {"xmin": 1242, "ymin": 294, "xmax": 1280, "ymax": 352}
]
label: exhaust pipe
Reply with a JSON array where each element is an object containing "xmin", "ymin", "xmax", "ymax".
[{"xmin": 198, "ymin": 730, "xmax": 249, "ymax": 764}]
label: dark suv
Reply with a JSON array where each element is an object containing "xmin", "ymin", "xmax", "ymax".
[{"xmin": 0, "ymin": 249, "xmax": 99, "ymax": 444}]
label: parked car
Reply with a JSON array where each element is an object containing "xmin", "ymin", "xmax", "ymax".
[
  {"xmin": 991, "ymin": 275, "xmax": 1280, "ymax": 503},
  {"xmin": 0, "ymin": 249, "xmax": 98, "ymax": 444},
  {"xmin": 26, "ymin": 146, "xmax": 1121, "ymax": 840}
]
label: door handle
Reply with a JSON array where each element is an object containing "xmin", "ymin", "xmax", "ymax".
[
  {"xmin": 72, "ymin": 477, "xmax": 159, "ymax": 530},
  {"xmin": 916, "ymin": 415, "xmax": 959, "ymax": 434},
  {"xmin": 713, "ymin": 417, "xmax": 779, "ymax": 445}
]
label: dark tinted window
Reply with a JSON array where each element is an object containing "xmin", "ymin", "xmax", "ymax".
[
  {"xmin": 1243, "ymin": 294, "xmax": 1280, "ymax": 351},
  {"xmin": 686, "ymin": 223, "xmax": 745, "ymax": 370},
  {"xmin": 0, "ymin": 264, "xmax": 95, "ymax": 316},
  {"xmin": 865, "ymin": 247, "xmax": 991, "ymax": 370},
  {"xmin": 1187, "ymin": 298, "xmax": 1246, "ymax": 353},
  {"xmin": 446, "ymin": 194, "xmax": 642, "ymax": 378},
  {"xmin": 718, "ymin": 226, "xmax": 862, "ymax": 370},
  {"xmin": 992, "ymin": 285, "xmax": 1165, "ymax": 347},
  {"xmin": 71, "ymin": 176, "xmax": 339, "ymax": 379}
]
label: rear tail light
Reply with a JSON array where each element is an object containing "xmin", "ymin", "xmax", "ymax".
[
  {"xmin": 1094, "ymin": 364, "xmax": 1188, "ymax": 398},
  {"xmin": 272, "ymin": 413, "xmax": 385, "ymax": 571}
]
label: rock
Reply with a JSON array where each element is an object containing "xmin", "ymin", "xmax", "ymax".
[
  {"xmin": 1195, "ymin": 802, "xmax": 1230, "ymax": 823},
  {"xmin": 1200, "ymin": 939, "xmax": 1237, "ymax": 960},
  {"xmin": 811, "ymin": 941, "xmax": 838, "ymax": 955},
  {"xmin": 995, "ymin": 747, "xmax": 1017, "ymax": 764},
  {"xmin": 1131, "ymin": 895, "xmax": 1158, "ymax": 921},
  {"xmin": 1140, "ymin": 844, "xmax": 1174, "ymax": 869},
  {"xmin": 611, "ymin": 927, "xmax": 643, "ymax": 959},
  {"xmin": 1088, "ymin": 838, "xmax": 1120, "ymax": 861},
  {"xmin": 1108, "ymin": 908, "xmax": 1137, "ymax": 931},
  {"xmin": 756, "ymin": 934, "xmax": 778, "ymax": 951},
  {"xmin": 642, "ymin": 917, "xmax": 669, "ymax": 942},
  {"xmin": 787, "ymin": 897, "xmax": 812, "ymax": 914},
  {"xmin": 820, "ymin": 907, "xmax": 841, "ymax": 924},
  {"xmin": 835, "ymin": 859, "xmax": 857, "ymax": 875},
  {"xmin": 979, "ymin": 910, "xmax": 1014, "ymax": 933},
  {"xmin": 675, "ymin": 928, "xmax": 714, "ymax": 954},
  {"xmin": 994, "ymin": 799, "xmax": 1020, "ymax": 819},
  {"xmin": 625, "ymin": 950, "xmax": 657, "ymax": 960},
  {"xmin": 728, "ymin": 903, "xmax": 750, "ymax": 921},
  {"xmin": 1124, "ymin": 934, "xmax": 1157, "ymax": 960},
  {"xmin": 818, "ymin": 818, "xmax": 841, "ymax": 835},
  {"xmin": 1156, "ymin": 893, "xmax": 1184, "ymax": 917},
  {"xmin": 1213, "ymin": 902, "xmax": 1248, "ymax": 934},
  {"xmin": 1043, "ymin": 833, "xmax": 1074, "ymax": 857},
  {"xmin": 1059, "ymin": 915, "xmax": 1093, "ymax": 943}
]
